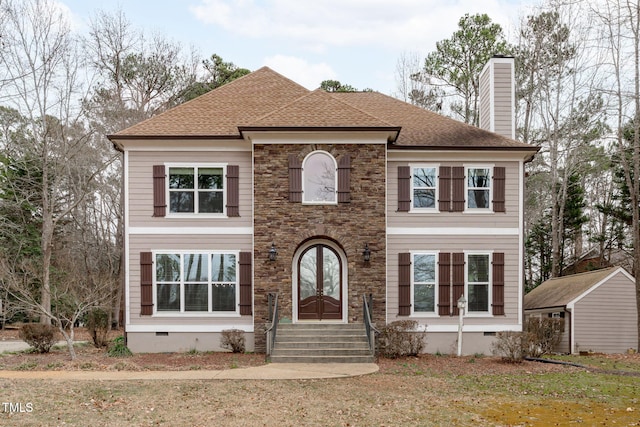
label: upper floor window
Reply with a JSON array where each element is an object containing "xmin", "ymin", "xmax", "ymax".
[
  {"xmin": 466, "ymin": 167, "xmax": 491, "ymax": 210},
  {"xmin": 412, "ymin": 166, "xmax": 437, "ymax": 210},
  {"xmin": 168, "ymin": 165, "xmax": 225, "ymax": 214},
  {"xmin": 303, "ymin": 151, "xmax": 337, "ymax": 204},
  {"xmin": 412, "ymin": 253, "xmax": 437, "ymax": 314}
]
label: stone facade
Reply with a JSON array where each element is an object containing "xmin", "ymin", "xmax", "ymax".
[{"xmin": 253, "ymin": 143, "xmax": 386, "ymax": 351}]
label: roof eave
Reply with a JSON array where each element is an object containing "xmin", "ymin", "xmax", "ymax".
[{"xmin": 238, "ymin": 126, "xmax": 402, "ymax": 142}]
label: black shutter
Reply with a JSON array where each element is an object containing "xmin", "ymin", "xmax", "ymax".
[
  {"xmin": 239, "ymin": 252, "xmax": 252, "ymax": 315},
  {"xmin": 153, "ymin": 165, "xmax": 166, "ymax": 217},
  {"xmin": 397, "ymin": 166, "xmax": 411, "ymax": 212},
  {"xmin": 337, "ymin": 155, "xmax": 351, "ymax": 203},
  {"xmin": 452, "ymin": 167, "xmax": 465, "ymax": 212},
  {"xmin": 451, "ymin": 253, "xmax": 465, "ymax": 315},
  {"xmin": 438, "ymin": 253, "xmax": 451, "ymax": 316},
  {"xmin": 438, "ymin": 166, "xmax": 451, "ymax": 212},
  {"xmin": 492, "ymin": 252, "xmax": 505, "ymax": 315},
  {"xmin": 398, "ymin": 253, "xmax": 411, "ymax": 315},
  {"xmin": 140, "ymin": 252, "xmax": 153, "ymax": 316},
  {"xmin": 493, "ymin": 166, "xmax": 506, "ymax": 213},
  {"xmin": 226, "ymin": 165, "xmax": 240, "ymax": 217},
  {"xmin": 289, "ymin": 155, "xmax": 302, "ymax": 202}
]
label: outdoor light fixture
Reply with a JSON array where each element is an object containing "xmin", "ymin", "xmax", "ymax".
[
  {"xmin": 268, "ymin": 243, "xmax": 277, "ymax": 262},
  {"xmin": 362, "ymin": 243, "xmax": 371, "ymax": 263}
]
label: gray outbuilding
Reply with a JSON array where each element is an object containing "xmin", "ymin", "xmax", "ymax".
[{"xmin": 524, "ymin": 267, "xmax": 637, "ymax": 354}]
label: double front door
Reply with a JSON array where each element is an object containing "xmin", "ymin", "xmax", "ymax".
[{"xmin": 298, "ymin": 244, "xmax": 342, "ymax": 320}]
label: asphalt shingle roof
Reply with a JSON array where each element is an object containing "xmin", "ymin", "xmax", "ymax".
[
  {"xmin": 112, "ymin": 66, "xmax": 538, "ymax": 153},
  {"xmin": 524, "ymin": 267, "xmax": 620, "ymax": 310}
]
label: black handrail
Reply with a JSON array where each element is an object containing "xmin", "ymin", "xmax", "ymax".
[
  {"xmin": 362, "ymin": 293, "xmax": 380, "ymax": 355},
  {"xmin": 265, "ymin": 293, "xmax": 279, "ymax": 356}
]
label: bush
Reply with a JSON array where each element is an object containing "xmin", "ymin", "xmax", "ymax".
[
  {"xmin": 19, "ymin": 323, "xmax": 57, "ymax": 353},
  {"xmin": 221, "ymin": 329, "xmax": 245, "ymax": 353},
  {"xmin": 378, "ymin": 320, "xmax": 425, "ymax": 358},
  {"xmin": 86, "ymin": 307, "xmax": 110, "ymax": 348},
  {"xmin": 108, "ymin": 336, "xmax": 132, "ymax": 357},
  {"xmin": 491, "ymin": 331, "xmax": 531, "ymax": 363},
  {"xmin": 525, "ymin": 317, "xmax": 564, "ymax": 357}
]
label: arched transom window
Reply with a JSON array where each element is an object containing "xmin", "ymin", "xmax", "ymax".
[{"xmin": 303, "ymin": 151, "xmax": 337, "ymax": 203}]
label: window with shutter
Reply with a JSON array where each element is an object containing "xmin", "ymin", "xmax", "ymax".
[
  {"xmin": 289, "ymin": 154, "xmax": 302, "ymax": 202},
  {"xmin": 302, "ymin": 151, "xmax": 337, "ymax": 204},
  {"xmin": 466, "ymin": 253, "xmax": 490, "ymax": 313},
  {"xmin": 438, "ymin": 253, "xmax": 451, "ymax": 315},
  {"xmin": 398, "ymin": 253, "xmax": 411, "ymax": 315},
  {"xmin": 451, "ymin": 253, "xmax": 465, "ymax": 315},
  {"xmin": 140, "ymin": 252, "xmax": 154, "ymax": 315},
  {"xmin": 226, "ymin": 165, "xmax": 240, "ymax": 217},
  {"xmin": 492, "ymin": 167, "xmax": 506, "ymax": 213},
  {"xmin": 492, "ymin": 252, "xmax": 505, "ymax": 315},
  {"xmin": 397, "ymin": 166, "xmax": 411, "ymax": 212}
]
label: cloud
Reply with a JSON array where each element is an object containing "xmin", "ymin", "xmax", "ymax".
[
  {"xmin": 262, "ymin": 55, "xmax": 337, "ymax": 89},
  {"xmin": 189, "ymin": 0, "xmax": 523, "ymax": 52}
]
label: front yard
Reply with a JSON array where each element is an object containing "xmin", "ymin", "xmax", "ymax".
[{"xmin": 1, "ymin": 336, "xmax": 639, "ymax": 426}]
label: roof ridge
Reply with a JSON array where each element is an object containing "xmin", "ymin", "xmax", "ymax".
[{"xmin": 545, "ymin": 266, "xmax": 618, "ymax": 283}]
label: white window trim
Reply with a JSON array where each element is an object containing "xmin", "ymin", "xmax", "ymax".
[
  {"xmin": 464, "ymin": 251, "xmax": 493, "ymax": 317},
  {"xmin": 464, "ymin": 164, "xmax": 493, "ymax": 213},
  {"xmin": 152, "ymin": 250, "xmax": 240, "ymax": 317},
  {"xmin": 301, "ymin": 150, "xmax": 338, "ymax": 205},
  {"xmin": 165, "ymin": 163, "xmax": 228, "ymax": 217},
  {"xmin": 410, "ymin": 251, "xmax": 439, "ymax": 317},
  {"xmin": 409, "ymin": 164, "xmax": 439, "ymax": 213}
]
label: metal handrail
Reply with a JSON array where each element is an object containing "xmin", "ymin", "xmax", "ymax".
[
  {"xmin": 362, "ymin": 294, "xmax": 380, "ymax": 355},
  {"xmin": 265, "ymin": 293, "xmax": 279, "ymax": 356}
]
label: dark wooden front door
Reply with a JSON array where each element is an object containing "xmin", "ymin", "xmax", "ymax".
[{"xmin": 298, "ymin": 244, "xmax": 342, "ymax": 320}]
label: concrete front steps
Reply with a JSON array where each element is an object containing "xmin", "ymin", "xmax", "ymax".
[{"xmin": 269, "ymin": 323, "xmax": 374, "ymax": 363}]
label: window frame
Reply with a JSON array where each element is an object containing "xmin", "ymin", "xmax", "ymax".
[
  {"xmin": 464, "ymin": 251, "xmax": 493, "ymax": 316},
  {"xmin": 152, "ymin": 250, "xmax": 240, "ymax": 317},
  {"xmin": 410, "ymin": 251, "xmax": 439, "ymax": 317},
  {"xmin": 302, "ymin": 150, "xmax": 338, "ymax": 205},
  {"xmin": 409, "ymin": 164, "xmax": 439, "ymax": 213},
  {"xmin": 165, "ymin": 163, "xmax": 228, "ymax": 217},
  {"xmin": 464, "ymin": 165, "xmax": 493, "ymax": 212}
]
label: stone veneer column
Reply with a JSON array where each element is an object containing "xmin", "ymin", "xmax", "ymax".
[{"xmin": 253, "ymin": 143, "xmax": 387, "ymax": 352}]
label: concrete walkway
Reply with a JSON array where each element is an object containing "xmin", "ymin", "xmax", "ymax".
[
  {"xmin": 0, "ymin": 363, "xmax": 379, "ymax": 380},
  {"xmin": 0, "ymin": 339, "xmax": 379, "ymax": 380}
]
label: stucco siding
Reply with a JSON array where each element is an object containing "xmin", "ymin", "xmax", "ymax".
[
  {"xmin": 387, "ymin": 234, "xmax": 521, "ymax": 328},
  {"xmin": 387, "ymin": 160, "xmax": 521, "ymax": 228},
  {"xmin": 127, "ymin": 150, "xmax": 252, "ymax": 228},
  {"xmin": 127, "ymin": 233, "xmax": 252, "ymax": 328},
  {"xmin": 573, "ymin": 271, "xmax": 638, "ymax": 353}
]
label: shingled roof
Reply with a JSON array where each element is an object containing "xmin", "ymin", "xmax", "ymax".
[
  {"xmin": 111, "ymin": 66, "xmax": 538, "ymax": 153},
  {"xmin": 524, "ymin": 267, "xmax": 621, "ymax": 310}
]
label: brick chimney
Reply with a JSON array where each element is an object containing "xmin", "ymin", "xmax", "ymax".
[{"xmin": 479, "ymin": 55, "xmax": 515, "ymax": 139}]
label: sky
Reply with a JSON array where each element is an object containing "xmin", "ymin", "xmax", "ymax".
[{"xmin": 58, "ymin": 0, "xmax": 540, "ymax": 95}]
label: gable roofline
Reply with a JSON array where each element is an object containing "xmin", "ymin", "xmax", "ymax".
[
  {"xmin": 566, "ymin": 266, "xmax": 635, "ymax": 310},
  {"xmin": 238, "ymin": 126, "xmax": 402, "ymax": 142}
]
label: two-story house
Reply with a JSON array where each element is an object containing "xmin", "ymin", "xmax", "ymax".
[{"xmin": 109, "ymin": 56, "xmax": 538, "ymax": 356}]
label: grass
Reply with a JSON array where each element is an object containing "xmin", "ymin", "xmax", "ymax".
[
  {"xmin": 0, "ymin": 356, "xmax": 639, "ymax": 426},
  {"xmin": 543, "ymin": 353, "xmax": 640, "ymax": 373}
]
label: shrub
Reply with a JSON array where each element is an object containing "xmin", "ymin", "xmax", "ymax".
[
  {"xmin": 221, "ymin": 329, "xmax": 245, "ymax": 353},
  {"xmin": 491, "ymin": 331, "xmax": 530, "ymax": 363},
  {"xmin": 86, "ymin": 307, "xmax": 110, "ymax": 348},
  {"xmin": 525, "ymin": 317, "xmax": 564, "ymax": 357},
  {"xmin": 19, "ymin": 323, "xmax": 57, "ymax": 353},
  {"xmin": 108, "ymin": 336, "xmax": 132, "ymax": 357},
  {"xmin": 378, "ymin": 320, "xmax": 425, "ymax": 358}
]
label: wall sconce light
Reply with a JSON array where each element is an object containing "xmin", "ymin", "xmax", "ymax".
[
  {"xmin": 269, "ymin": 243, "xmax": 278, "ymax": 262},
  {"xmin": 362, "ymin": 243, "xmax": 371, "ymax": 263}
]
